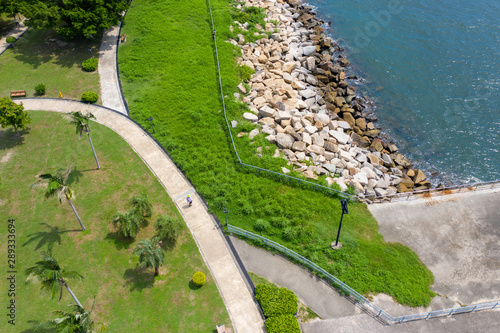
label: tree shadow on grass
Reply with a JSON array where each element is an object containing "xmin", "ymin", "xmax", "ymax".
[
  {"xmin": 20, "ymin": 320, "xmax": 53, "ymax": 333},
  {"xmin": 105, "ymin": 231, "xmax": 135, "ymax": 250},
  {"xmin": 123, "ymin": 265, "xmax": 155, "ymax": 292},
  {"xmin": 66, "ymin": 167, "xmax": 84, "ymax": 187},
  {"xmin": 22, "ymin": 223, "xmax": 78, "ymax": 252},
  {"xmin": 0, "ymin": 127, "xmax": 28, "ymax": 151},
  {"xmin": 10, "ymin": 28, "xmax": 102, "ymax": 69}
]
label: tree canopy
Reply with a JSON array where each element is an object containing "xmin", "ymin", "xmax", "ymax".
[
  {"xmin": 18, "ymin": 0, "xmax": 129, "ymax": 39},
  {"xmin": 0, "ymin": 0, "xmax": 17, "ymax": 14},
  {"xmin": 0, "ymin": 97, "xmax": 31, "ymax": 134}
]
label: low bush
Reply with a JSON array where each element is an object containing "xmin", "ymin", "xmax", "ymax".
[
  {"xmin": 254, "ymin": 219, "xmax": 270, "ymax": 232},
  {"xmin": 270, "ymin": 216, "xmax": 289, "ymax": 229},
  {"xmin": 192, "ymin": 271, "xmax": 206, "ymax": 287},
  {"xmin": 265, "ymin": 315, "xmax": 301, "ymax": 333},
  {"xmin": 155, "ymin": 215, "xmax": 183, "ymax": 242},
  {"xmin": 255, "ymin": 284, "xmax": 297, "ymax": 318},
  {"xmin": 6, "ymin": 36, "xmax": 16, "ymax": 43},
  {"xmin": 35, "ymin": 83, "xmax": 46, "ymax": 95},
  {"xmin": 282, "ymin": 227, "xmax": 296, "ymax": 242},
  {"xmin": 82, "ymin": 57, "xmax": 98, "ymax": 72},
  {"xmin": 237, "ymin": 65, "xmax": 255, "ymax": 82},
  {"xmin": 81, "ymin": 91, "xmax": 98, "ymax": 103}
]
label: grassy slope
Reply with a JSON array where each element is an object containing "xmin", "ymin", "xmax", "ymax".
[
  {"xmin": 0, "ymin": 112, "xmax": 230, "ymax": 332},
  {"xmin": 118, "ymin": 0, "xmax": 434, "ymax": 306},
  {"xmin": 0, "ymin": 29, "xmax": 101, "ymax": 100}
]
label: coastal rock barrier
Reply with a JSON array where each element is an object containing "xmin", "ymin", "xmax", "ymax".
[{"xmin": 230, "ymin": 0, "xmax": 431, "ymax": 197}]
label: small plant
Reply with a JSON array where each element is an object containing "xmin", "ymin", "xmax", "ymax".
[
  {"xmin": 155, "ymin": 215, "xmax": 183, "ymax": 242},
  {"xmin": 192, "ymin": 271, "xmax": 206, "ymax": 287},
  {"xmin": 270, "ymin": 216, "xmax": 289, "ymax": 229},
  {"xmin": 255, "ymin": 284, "xmax": 298, "ymax": 317},
  {"xmin": 130, "ymin": 195, "xmax": 153, "ymax": 217},
  {"xmin": 81, "ymin": 92, "xmax": 98, "ymax": 103},
  {"xmin": 265, "ymin": 314, "xmax": 301, "ymax": 333},
  {"xmin": 238, "ymin": 65, "xmax": 255, "ymax": 82},
  {"xmin": 254, "ymin": 219, "xmax": 270, "ymax": 232},
  {"xmin": 35, "ymin": 83, "xmax": 46, "ymax": 95},
  {"xmin": 282, "ymin": 227, "xmax": 296, "ymax": 242},
  {"xmin": 6, "ymin": 36, "xmax": 16, "ymax": 43},
  {"xmin": 82, "ymin": 57, "xmax": 98, "ymax": 72}
]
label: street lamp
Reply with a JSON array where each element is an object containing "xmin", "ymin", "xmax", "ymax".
[
  {"xmin": 148, "ymin": 116, "xmax": 155, "ymax": 133},
  {"xmin": 332, "ymin": 199, "xmax": 349, "ymax": 249},
  {"xmin": 223, "ymin": 207, "xmax": 229, "ymax": 231}
]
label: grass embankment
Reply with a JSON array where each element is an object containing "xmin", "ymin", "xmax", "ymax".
[
  {"xmin": 118, "ymin": 0, "xmax": 434, "ymax": 306},
  {"xmin": 0, "ymin": 112, "xmax": 230, "ymax": 332},
  {"xmin": 0, "ymin": 28, "xmax": 101, "ymax": 100}
]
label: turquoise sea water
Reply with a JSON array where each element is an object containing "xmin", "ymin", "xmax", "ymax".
[{"xmin": 308, "ymin": 0, "xmax": 500, "ymax": 184}]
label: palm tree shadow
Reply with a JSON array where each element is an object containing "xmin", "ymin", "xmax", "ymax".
[
  {"xmin": 22, "ymin": 223, "xmax": 77, "ymax": 252},
  {"xmin": 66, "ymin": 167, "xmax": 84, "ymax": 187},
  {"xmin": 105, "ymin": 231, "xmax": 134, "ymax": 250},
  {"xmin": 20, "ymin": 320, "xmax": 53, "ymax": 333},
  {"xmin": 123, "ymin": 265, "xmax": 155, "ymax": 291}
]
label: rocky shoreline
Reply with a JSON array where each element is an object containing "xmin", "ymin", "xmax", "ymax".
[{"xmin": 230, "ymin": 0, "xmax": 431, "ymax": 198}]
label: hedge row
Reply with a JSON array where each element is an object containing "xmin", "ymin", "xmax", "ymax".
[{"xmin": 255, "ymin": 284, "xmax": 300, "ymax": 333}]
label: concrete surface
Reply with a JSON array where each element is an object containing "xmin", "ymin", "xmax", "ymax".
[
  {"xmin": 369, "ymin": 188, "xmax": 500, "ymax": 307},
  {"xmin": 17, "ymin": 99, "xmax": 265, "ymax": 333},
  {"xmin": 0, "ymin": 19, "xmax": 28, "ymax": 56},
  {"xmin": 230, "ymin": 236, "xmax": 360, "ymax": 319},
  {"xmin": 98, "ymin": 25, "xmax": 127, "ymax": 114}
]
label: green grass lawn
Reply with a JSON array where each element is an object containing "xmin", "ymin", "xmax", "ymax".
[
  {"xmin": 0, "ymin": 28, "xmax": 101, "ymax": 101},
  {"xmin": 118, "ymin": 0, "xmax": 435, "ymax": 307},
  {"xmin": 0, "ymin": 111, "xmax": 230, "ymax": 332}
]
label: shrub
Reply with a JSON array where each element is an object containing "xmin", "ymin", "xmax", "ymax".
[
  {"xmin": 270, "ymin": 216, "xmax": 289, "ymax": 229},
  {"xmin": 6, "ymin": 36, "xmax": 16, "ymax": 43},
  {"xmin": 82, "ymin": 57, "xmax": 98, "ymax": 72},
  {"xmin": 254, "ymin": 219, "xmax": 270, "ymax": 232},
  {"xmin": 265, "ymin": 315, "xmax": 301, "ymax": 333},
  {"xmin": 282, "ymin": 227, "xmax": 296, "ymax": 242},
  {"xmin": 35, "ymin": 83, "xmax": 46, "ymax": 95},
  {"xmin": 81, "ymin": 91, "xmax": 98, "ymax": 103},
  {"xmin": 155, "ymin": 215, "xmax": 183, "ymax": 242},
  {"xmin": 238, "ymin": 65, "xmax": 255, "ymax": 82},
  {"xmin": 255, "ymin": 284, "xmax": 298, "ymax": 317},
  {"xmin": 192, "ymin": 271, "xmax": 206, "ymax": 287},
  {"xmin": 130, "ymin": 195, "xmax": 153, "ymax": 217}
]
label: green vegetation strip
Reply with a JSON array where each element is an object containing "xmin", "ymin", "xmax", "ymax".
[
  {"xmin": 118, "ymin": 0, "xmax": 434, "ymax": 306},
  {"xmin": 0, "ymin": 111, "xmax": 230, "ymax": 332},
  {"xmin": 0, "ymin": 28, "xmax": 101, "ymax": 100}
]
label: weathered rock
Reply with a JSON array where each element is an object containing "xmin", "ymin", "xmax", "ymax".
[
  {"xmin": 302, "ymin": 45, "xmax": 317, "ymax": 56},
  {"xmin": 301, "ymin": 169, "xmax": 318, "ymax": 180},
  {"xmin": 249, "ymin": 128, "xmax": 260, "ymax": 139},
  {"xmin": 414, "ymin": 169, "xmax": 427, "ymax": 184},
  {"xmin": 337, "ymin": 121, "xmax": 351, "ymax": 130},
  {"xmin": 323, "ymin": 164, "xmax": 336, "ymax": 173},
  {"xmin": 276, "ymin": 133, "xmax": 294, "ymax": 149},
  {"xmin": 366, "ymin": 153, "xmax": 380, "ymax": 165},
  {"xmin": 292, "ymin": 141, "xmax": 307, "ymax": 151},
  {"xmin": 370, "ymin": 138, "xmax": 384, "ymax": 152},
  {"xmin": 281, "ymin": 167, "xmax": 291, "ymax": 174},
  {"xmin": 259, "ymin": 105, "xmax": 276, "ymax": 118},
  {"xmin": 342, "ymin": 112, "xmax": 356, "ymax": 128},
  {"xmin": 407, "ymin": 169, "xmax": 415, "ymax": 178},
  {"xmin": 243, "ymin": 112, "xmax": 258, "ymax": 122},
  {"xmin": 231, "ymin": 120, "xmax": 238, "ymax": 128},
  {"xmin": 330, "ymin": 130, "xmax": 350, "ymax": 144}
]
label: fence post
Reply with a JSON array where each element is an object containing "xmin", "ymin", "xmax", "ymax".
[
  {"xmin": 377, "ymin": 309, "xmax": 382, "ymax": 317},
  {"xmin": 493, "ymin": 302, "xmax": 499, "ymax": 309},
  {"xmin": 448, "ymin": 308, "xmax": 454, "ymax": 316},
  {"xmin": 472, "ymin": 306, "xmax": 477, "ymax": 313}
]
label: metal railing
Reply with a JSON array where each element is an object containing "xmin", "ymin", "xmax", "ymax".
[
  {"xmin": 367, "ymin": 180, "xmax": 500, "ymax": 203},
  {"xmin": 228, "ymin": 224, "xmax": 500, "ymax": 324}
]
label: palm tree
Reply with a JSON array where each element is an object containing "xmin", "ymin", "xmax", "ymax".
[
  {"xmin": 31, "ymin": 168, "xmax": 86, "ymax": 231},
  {"xmin": 39, "ymin": 301, "xmax": 106, "ymax": 332},
  {"xmin": 133, "ymin": 237, "xmax": 165, "ymax": 276},
  {"xmin": 25, "ymin": 251, "xmax": 84, "ymax": 308},
  {"xmin": 70, "ymin": 111, "xmax": 100, "ymax": 170},
  {"xmin": 112, "ymin": 210, "xmax": 142, "ymax": 238},
  {"xmin": 130, "ymin": 195, "xmax": 152, "ymax": 218}
]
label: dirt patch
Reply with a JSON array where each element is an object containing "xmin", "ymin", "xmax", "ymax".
[{"xmin": 0, "ymin": 150, "xmax": 14, "ymax": 163}]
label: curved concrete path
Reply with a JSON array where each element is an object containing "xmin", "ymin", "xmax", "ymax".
[
  {"xmin": 16, "ymin": 98, "xmax": 265, "ymax": 333},
  {"xmin": 98, "ymin": 25, "xmax": 127, "ymax": 114},
  {"xmin": 0, "ymin": 18, "xmax": 28, "ymax": 56}
]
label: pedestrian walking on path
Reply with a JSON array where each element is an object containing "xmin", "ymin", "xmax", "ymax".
[{"xmin": 187, "ymin": 195, "xmax": 193, "ymax": 207}]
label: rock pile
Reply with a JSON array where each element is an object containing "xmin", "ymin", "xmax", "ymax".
[{"xmin": 231, "ymin": 0, "xmax": 430, "ymax": 197}]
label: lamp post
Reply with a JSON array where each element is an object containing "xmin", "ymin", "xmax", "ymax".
[
  {"xmin": 333, "ymin": 199, "xmax": 349, "ymax": 249},
  {"xmin": 223, "ymin": 207, "xmax": 229, "ymax": 231},
  {"xmin": 148, "ymin": 116, "xmax": 155, "ymax": 133}
]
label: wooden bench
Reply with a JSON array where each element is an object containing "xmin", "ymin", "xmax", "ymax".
[
  {"xmin": 120, "ymin": 34, "xmax": 127, "ymax": 43},
  {"xmin": 10, "ymin": 90, "xmax": 26, "ymax": 97},
  {"xmin": 216, "ymin": 324, "xmax": 227, "ymax": 333}
]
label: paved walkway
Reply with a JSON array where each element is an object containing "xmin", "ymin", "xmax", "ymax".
[
  {"xmin": 98, "ymin": 25, "xmax": 127, "ymax": 114},
  {"xmin": 16, "ymin": 98, "xmax": 265, "ymax": 332},
  {"xmin": 0, "ymin": 18, "xmax": 28, "ymax": 56},
  {"xmin": 231, "ymin": 237, "xmax": 360, "ymax": 319}
]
